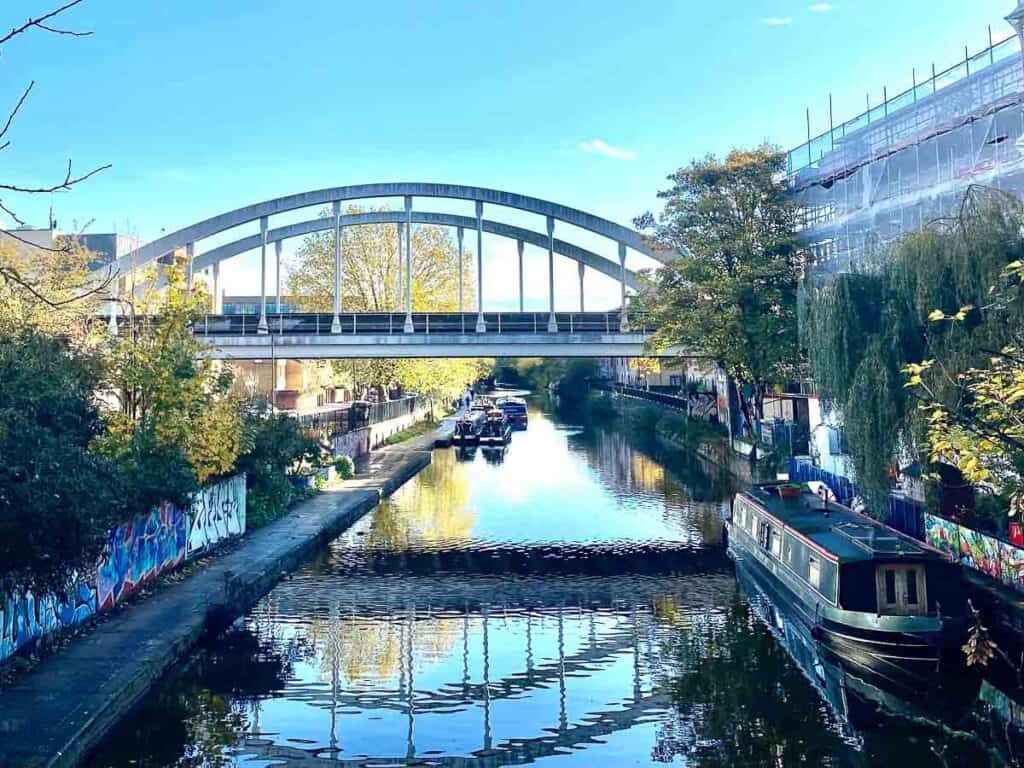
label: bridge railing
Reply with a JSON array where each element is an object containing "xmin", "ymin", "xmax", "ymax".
[{"xmin": 186, "ymin": 311, "xmax": 653, "ymax": 336}]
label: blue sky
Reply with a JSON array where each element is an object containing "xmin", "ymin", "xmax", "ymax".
[{"xmin": 1, "ymin": 0, "xmax": 1017, "ymax": 306}]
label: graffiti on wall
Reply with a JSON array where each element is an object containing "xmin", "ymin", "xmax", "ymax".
[
  {"xmin": 925, "ymin": 513, "xmax": 1024, "ymax": 592},
  {"xmin": 96, "ymin": 502, "xmax": 188, "ymax": 610},
  {"xmin": 332, "ymin": 426, "xmax": 371, "ymax": 461},
  {"xmin": 187, "ymin": 474, "xmax": 246, "ymax": 558},
  {"xmin": 1, "ymin": 580, "xmax": 97, "ymax": 662}
]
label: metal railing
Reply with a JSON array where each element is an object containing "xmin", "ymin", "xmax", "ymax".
[
  {"xmin": 185, "ymin": 311, "xmax": 653, "ymax": 337},
  {"xmin": 293, "ymin": 395, "xmax": 425, "ymax": 438},
  {"xmin": 787, "ymin": 33, "xmax": 1020, "ymax": 176}
]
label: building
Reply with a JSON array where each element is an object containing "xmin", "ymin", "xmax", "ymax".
[{"xmin": 789, "ymin": 9, "xmax": 1024, "ymax": 483}]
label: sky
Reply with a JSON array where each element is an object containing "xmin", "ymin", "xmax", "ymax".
[{"xmin": 1, "ymin": 0, "xmax": 1018, "ymax": 308}]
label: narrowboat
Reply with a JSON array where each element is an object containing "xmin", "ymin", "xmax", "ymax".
[
  {"xmin": 496, "ymin": 396, "xmax": 528, "ymax": 429},
  {"xmin": 478, "ymin": 409, "xmax": 512, "ymax": 446},
  {"xmin": 728, "ymin": 482, "xmax": 968, "ymax": 694},
  {"xmin": 452, "ymin": 411, "xmax": 487, "ymax": 446}
]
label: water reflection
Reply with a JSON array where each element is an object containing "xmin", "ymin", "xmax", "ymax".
[{"xmin": 84, "ymin": 400, "xmax": 1024, "ymax": 767}]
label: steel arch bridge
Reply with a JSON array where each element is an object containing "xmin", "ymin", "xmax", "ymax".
[{"xmin": 99, "ymin": 183, "xmax": 681, "ymax": 358}]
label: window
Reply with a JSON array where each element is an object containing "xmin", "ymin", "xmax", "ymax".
[
  {"xmin": 884, "ymin": 569, "xmax": 897, "ymax": 604},
  {"xmin": 749, "ymin": 514, "xmax": 758, "ymax": 537},
  {"xmin": 827, "ymin": 427, "xmax": 848, "ymax": 456},
  {"xmin": 875, "ymin": 565, "xmax": 927, "ymax": 616},
  {"xmin": 906, "ymin": 569, "xmax": 919, "ymax": 606},
  {"xmin": 808, "ymin": 557, "xmax": 821, "ymax": 589},
  {"xmin": 770, "ymin": 531, "xmax": 782, "ymax": 558},
  {"xmin": 758, "ymin": 522, "xmax": 772, "ymax": 550},
  {"xmin": 669, "ymin": 375, "xmax": 683, "ymax": 387}
]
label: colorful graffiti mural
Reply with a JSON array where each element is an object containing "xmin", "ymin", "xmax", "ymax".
[
  {"xmin": 2, "ymin": 475, "xmax": 248, "ymax": 664},
  {"xmin": 925, "ymin": 513, "xmax": 1024, "ymax": 593},
  {"xmin": 186, "ymin": 474, "xmax": 246, "ymax": 558},
  {"xmin": 0, "ymin": 580, "xmax": 97, "ymax": 662},
  {"xmin": 96, "ymin": 503, "xmax": 188, "ymax": 610}
]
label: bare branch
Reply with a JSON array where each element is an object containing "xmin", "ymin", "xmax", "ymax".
[
  {"xmin": 0, "ymin": 81, "xmax": 33, "ymax": 144},
  {"xmin": 0, "ymin": 0, "xmax": 89, "ymax": 48},
  {"xmin": 0, "ymin": 260, "xmax": 114, "ymax": 308},
  {"xmin": 0, "ymin": 200, "xmax": 26, "ymax": 226},
  {"xmin": 0, "ymin": 226, "xmax": 69, "ymax": 253},
  {"xmin": 0, "ymin": 161, "xmax": 111, "ymax": 194},
  {"xmin": 33, "ymin": 22, "xmax": 91, "ymax": 37}
]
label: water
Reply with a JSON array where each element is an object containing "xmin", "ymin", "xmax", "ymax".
[{"xmin": 86, "ymin": 398, "xmax": 1021, "ymax": 767}]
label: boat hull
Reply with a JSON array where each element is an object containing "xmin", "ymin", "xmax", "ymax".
[{"xmin": 727, "ymin": 522, "xmax": 965, "ymax": 697}]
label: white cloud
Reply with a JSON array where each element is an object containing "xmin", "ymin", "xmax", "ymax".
[
  {"xmin": 761, "ymin": 15, "xmax": 793, "ymax": 25},
  {"xmin": 808, "ymin": 2, "xmax": 833, "ymax": 12},
  {"xmin": 578, "ymin": 139, "xmax": 637, "ymax": 160}
]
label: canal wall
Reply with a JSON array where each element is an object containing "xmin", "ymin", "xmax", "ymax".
[
  {"xmin": 0, "ymin": 474, "xmax": 247, "ymax": 666},
  {"xmin": 0, "ymin": 441, "xmax": 436, "ymax": 768}
]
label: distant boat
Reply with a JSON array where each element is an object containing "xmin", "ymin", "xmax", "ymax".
[
  {"xmin": 452, "ymin": 411, "xmax": 487, "ymax": 446},
  {"xmin": 479, "ymin": 409, "xmax": 512, "ymax": 446},
  {"xmin": 495, "ymin": 396, "xmax": 528, "ymax": 429},
  {"xmin": 728, "ymin": 482, "xmax": 969, "ymax": 695}
]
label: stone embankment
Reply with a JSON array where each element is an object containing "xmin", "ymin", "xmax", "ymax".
[{"xmin": 0, "ymin": 434, "xmax": 438, "ymax": 768}]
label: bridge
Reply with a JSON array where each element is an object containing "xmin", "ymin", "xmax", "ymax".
[{"xmin": 97, "ymin": 183, "xmax": 680, "ymax": 357}]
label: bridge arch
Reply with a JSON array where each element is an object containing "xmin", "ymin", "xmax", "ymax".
[{"xmin": 103, "ymin": 183, "xmax": 673, "ymax": 334}]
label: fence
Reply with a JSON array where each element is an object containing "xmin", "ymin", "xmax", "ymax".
[
  {"xmin": 924, "ymin": 513, "xmax": 1024, "ymax": 593},
  {"xmin": 787, "ymin": 457, "xmax": 923, "ymax": 539},
  {"xmin": 294, "ymin": 396, "xmax": 427, "ymax": 439}
]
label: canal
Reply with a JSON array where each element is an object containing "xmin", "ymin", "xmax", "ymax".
[{"xmin": 85, "ymin": 396, "xmax": 1018, "ymax": 767}]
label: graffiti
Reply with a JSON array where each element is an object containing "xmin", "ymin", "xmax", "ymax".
[
  {"xmin": 333, "ymin": 426, "xmax": 371, "ymax": 461},
  {"xmin": 187, "ymin": 474, "xmax": 246, "ymax": 558},
  {"xmin": 1, "ymin": 580, "xmax": 97, "ymax": 663},
  {"xmin": 96, "ymin": 502, "xmax": 188, "ymax": 610},
  {"xmin": 925, "ymin": 513, "xmax": 1024, "ymax": 593}
]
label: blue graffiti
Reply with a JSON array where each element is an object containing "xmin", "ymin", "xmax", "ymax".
[{"xmin": 1, "ymin": 580, "xmax": 97, "ymax": 663}]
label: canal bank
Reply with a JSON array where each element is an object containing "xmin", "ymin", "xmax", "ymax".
[{"xmin": 0, "ymin": 435, "xmax": 437, "ymax": 768}]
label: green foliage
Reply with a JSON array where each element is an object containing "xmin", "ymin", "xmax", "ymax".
[
  {"xmin": 510, "ymin": 358, "xmax": 599, "ymax": 400},
  {"xmin": 638, "ymin": 146, "xmax": 801, "ymax": 437},
  {"xmin": 94, "ymin": 267, "xmax": 245, "ymax": 510},
  {"xmin": 0, "ymin": 332, "xmax": 122, "ymax": 592},
  {"xmin": 800, "ymin": 190, "xmax": 1024, "ymax": 514},
  {"xmin": 235, "ymin": 406, "xmax": 322, "ymax": 529},
  {"xmin": 334, "ymin": 455, "xmax": 355, "ymax": 480},
  {"xmin": 383, "ymin": 419, "xmax": 436, "ymax": 446}
]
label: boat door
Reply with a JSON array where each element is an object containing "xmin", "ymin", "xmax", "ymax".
[{"xmin": 874, "ymin": 564, "xmax": 927, "ymax": 616}]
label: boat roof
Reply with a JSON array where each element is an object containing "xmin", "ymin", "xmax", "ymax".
[{"xmin": 740, "ymin": 483, "xmax": 946, "ymax": 564}]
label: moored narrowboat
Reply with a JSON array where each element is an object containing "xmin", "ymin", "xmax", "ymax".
[
  {"xmin": 478, "ymin": 409, "xmax": 512, "ymax": 446},
  {"xmin": 728, "ymin": 482, "xmax": 969, "ymax": 694},
  {"xmin": 452, "ymin": 411, "xmax": 487, "ymax": 446},
  {"xmin": 496, "ymin": 396, "xmax": 529, "ymax": 429}
]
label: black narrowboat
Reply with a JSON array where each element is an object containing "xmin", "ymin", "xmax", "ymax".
[
  {"xmin": 478, "ymin": 409, "xmax": 512, "ymax": 446},
  {"xmin": 452, "ymin": 411, "xmax": 487, "ymax": 446},
  {"xmin": 728, "ymin": 482, "xmax": 969, "ymax": 695}
]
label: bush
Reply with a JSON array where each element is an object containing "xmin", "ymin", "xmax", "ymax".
[{"xmin": 334, "ymin": 455, "xmax": 355, "ymax": 480}]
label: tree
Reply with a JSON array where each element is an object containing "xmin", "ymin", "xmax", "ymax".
[
  {"xmin": 905, "ymin": 257, "xmax": 1024, "ymax": 519},
  {"xmin": 800, "ymin": 189, "xmax": 1024, "ymax": 514},
  {"xmin": 0, "ymin": 1, "xmax": 111, "ymax": 305},
  {"xmin": 636, "ymin": 146, "xmax": 801, "ymax": 439},
  {"xmin": 94, "ymin": 266, "xmax": 244, "ymax": 511},
  {"xmin": 287, "ymin": 209, "xmax": 490, "ymax": 405},
  {"xmin": 0, "ymin": 331, "xmax": 122, "ymax": 591}
]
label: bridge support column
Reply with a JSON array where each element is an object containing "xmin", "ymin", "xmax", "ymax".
[
  {"xmin": 578, "ymin": 261, "xmax": 585, "ymax": 313},
  {"xmin": 517, "ymin": 239, "xmax": 524, "ymax": 312},
  {"xmin": 475, "ymin": 201, "xmax": 486, "ymax": 333},
  {"xmin": 185, "ymin": 242, "xmax": 194, "ymax": 290},
  {"xmin": 396, "ymin": 222, "xmax": 404, "ymax": 310},
  {"xmin": 258, "ymin": 218, "xmax": 269, "ymax": 334},
  {"xmin": 546, "ymin": 216, "xmax": 558, "ymax": 332},
  {"xmin": 212, "ymin": 262, "xmax": 221, "ymax": 314},
  {"xmin": 275, "ymin": 240, "xmax": 283, "ymax": 329},
  {"xmin": 404, "ymin": 196, "xmax": 414, "ymax": 333},
  {"xmin": 107, "ymin": 277, "xmax": 119, "ymax": 335},
  {"xmin": 331, "ymin": 201, "xmax": 342, "ymax": 334},
  {"xmin": 457, "ymin": 226, "xmax": 464, "ymax": 313},
  {"xmin": 619, "ymin": 242, "xmax": 629, "ymax": 332}
]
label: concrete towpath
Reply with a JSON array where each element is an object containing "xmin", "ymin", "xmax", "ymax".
[{"xmin": 0, "ymin": 437, "xmax": 439, "ymax": 768}]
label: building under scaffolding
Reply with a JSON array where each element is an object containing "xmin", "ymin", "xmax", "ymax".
[{"xmin": 789, "ymin": 32, "xmax": 1024, "ymax": 273}]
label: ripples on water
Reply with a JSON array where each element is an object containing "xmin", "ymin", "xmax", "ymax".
[{"xmin": 85, "ymin": 399, "xmax": 1019, "ymax": 767}]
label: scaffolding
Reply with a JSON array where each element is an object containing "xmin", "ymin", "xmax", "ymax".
[{"xmin": 789, "ymin": 32, "xmax": 1024, "ymax": 275}]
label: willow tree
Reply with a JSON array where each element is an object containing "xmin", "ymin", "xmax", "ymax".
[
  {"xmin": 286, "ymin": 208, "xmax": 489, "ymax": 405},
  {"xmin": 636, "ymin": 146, "xmax": 801, "ymax": 439},
  {"xmin": 800, "ymin": 188, "xmax": 1024, "ymax": 514}
]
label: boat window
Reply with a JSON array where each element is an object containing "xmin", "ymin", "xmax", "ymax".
[
  {"xmin": 770, "ymin": 530, "xmax": 782, "ymax": 558},
  {"xmin": 749, "ymin": 514, "xmax": 758, "ymax": 537},
  {"xmin": 884, "ymin": 569, "xmax": 897, "ymax": 604},
  {"xmin": 875, "ymin": 565, "xmax": 927, "ymax": 616},
  {"xmin": 808, "ymin": 557, "xmax": 821, "ymax": 589},
  {"xmin": 759, "ymin": 522, "xmax": 771, "ymax": 550},
  {"xmin": 906, "ymin": 569, "xmax": 919, "ymax": 605}
]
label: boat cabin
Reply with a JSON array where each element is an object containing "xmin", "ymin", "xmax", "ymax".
[{"xmin": 732, "ymin": 484, "xmax": 963, "ymax": 617}]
